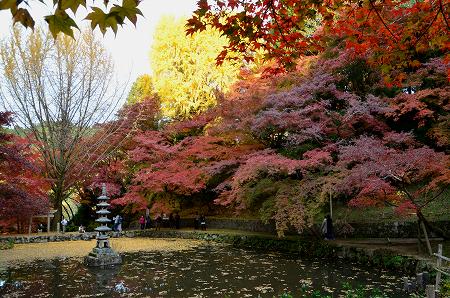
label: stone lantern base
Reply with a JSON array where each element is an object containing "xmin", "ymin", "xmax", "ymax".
[{"xmin": 84, "ymin": 247, "xmax": 122, "ymax": 267}]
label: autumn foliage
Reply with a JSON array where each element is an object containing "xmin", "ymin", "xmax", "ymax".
[
  {"xmin": 188, "ymin": 0, "xmax": 449, "ymax": 84},
  {"xmin": 87, "ymin": 41, "xmax": 449, "ymax": 237},
  {"xmin": 5, "ymin": 0, "xmax": 444, "ymax": 237},
  {"xmin": 0, "ymin": 112, "xmax": 49, "ymax": 232}
]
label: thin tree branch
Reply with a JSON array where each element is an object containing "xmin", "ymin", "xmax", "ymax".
[{"xmin": 368, "ymin": 0, "xmax": 398, "ymax": 42}]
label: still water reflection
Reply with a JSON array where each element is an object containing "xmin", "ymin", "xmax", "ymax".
[{"xmin": 0, "ymin": 244, "xmax": 407, "ymax": 297}]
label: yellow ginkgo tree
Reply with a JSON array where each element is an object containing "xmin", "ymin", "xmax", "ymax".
[
  {"xmin": 126, "ymin": 74, "xmax": 154, "ymax": 105},
  {"xmin": 150, "ymin": 16, "xmax": 241, "ymax": 119}
]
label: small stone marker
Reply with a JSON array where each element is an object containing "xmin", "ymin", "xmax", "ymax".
[
  {"xmin": 403, "ymin": 277, "xmax": 416, "ymax": 293},
  {"xmin": 416, "ymin": 272, "xmax": 425, "ymax": 289},
  {"xmin": 415, "ymin": 271, "xmax": 430, "ymax": 289},
  {"xmin": 84, "ymin": 184, "xmax": 122, "ymax": 267}
]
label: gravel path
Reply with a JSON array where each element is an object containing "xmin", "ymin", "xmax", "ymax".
[{"xmin": 0, "ymin": 238, "xmax": 205, "ymax": 265}]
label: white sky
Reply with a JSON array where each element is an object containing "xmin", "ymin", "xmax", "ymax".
[{"xmin": 0, "ymin": 0, "xmax": 198, "ymax": 91}]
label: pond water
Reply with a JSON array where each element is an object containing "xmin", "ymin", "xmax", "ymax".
[{"xmin": 0, "ymin": 244, "xmax": 407, "ymax": 297}]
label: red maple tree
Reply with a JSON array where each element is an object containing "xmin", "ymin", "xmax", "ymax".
[
  {"xmin": 188, "ymin": 0, "xmax": 449, "ymax": 83},
  {"xmin": 0, "ymin": 112, "xmax": 49, "ymax": 232},
  {"xmin": 337, "ymin": 134, "xmax": 450, "ymax": 240},
  {"xmin": 87, "ymin": 35, "xmax": 448, "ymax": 239}
]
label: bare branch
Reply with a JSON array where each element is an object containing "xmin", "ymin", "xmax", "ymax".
[{"xmin": 0, "ymin": 27, "xmax": 125, "ymax": 226}]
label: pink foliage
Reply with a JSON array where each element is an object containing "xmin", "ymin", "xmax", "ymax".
[
  {"xmin": 86, "ymin": 47, "xmax": 449, "ymax": 233},
  {"xmin": 300, "ymin": 149, "xmax": 333, "ymax": 170},
  {"xmin": 112, "ymin": 188, "xmax": 147, "ymax": 212},
  {"xmin": 126, "ymin": 134, "xmax": 258, "ymax": 200},
  {"xmin": 232, "ymin": 150, "xmax": 302, "ymax": 188},
  {"xmin": 338, "ymin": 135, "xmax": 450, "ymax": 212},
  {"xmin": 149, "ymin": 200, "xmax": 172, "ymax": 215},
  {"xmin": 89, "ymin": 182, "xmax": 122, "ymax": 197},
  {"xmin": 387, "ymin": 87, "xmax": 450, "ymax": 126}
]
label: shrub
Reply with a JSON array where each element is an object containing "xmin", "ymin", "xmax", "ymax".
[{"xmin": 0, "ymin": 239, "xmax": 14, "ymax": 250}]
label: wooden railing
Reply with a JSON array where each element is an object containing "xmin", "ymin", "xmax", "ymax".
[{"xmin": 426, "ymin": 244, "xmax": 449, "ymax": 298}]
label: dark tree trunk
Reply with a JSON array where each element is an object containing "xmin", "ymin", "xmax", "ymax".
[
  {"xmin": 51, "ymin": 180, "xmax": 66, "ymax": 231},
  {"xmin": 417, "ymin": 210, "xmax": 449, "ymax": 240}
]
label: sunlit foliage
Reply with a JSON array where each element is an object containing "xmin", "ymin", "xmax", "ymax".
[
  {"xmin": 150, "ymin": 16, "xmax": 241, "ymax": 119},
  {"xmin": 126, "ymin": 74, "xmax": 154, "ymax": 105}
]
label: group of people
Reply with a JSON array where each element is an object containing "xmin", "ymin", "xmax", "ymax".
[
  {"xmin": 60, "ymin": 218, "xmax": 86, "ymax": 233},
  {"xmin": 37, "ymin": 223, "xmax": 46, "ymax": 233},
  {"xmin": 57, "ymin": 214, "xmax": 122, "ymax": 234},
  {"xmin": 55, "ymin": 213, "xmax": 331, "ymax": 238},
  {"xmin": 113, "ymin": 215, "xmax": 123, "ymax": 232},
  {"xmin": 139, "ymin": 212, "xmax": 181, "ymax": 230},
  {"xmin": 194, "ymin": 213, "xmax": 207, "ymax": 230}
]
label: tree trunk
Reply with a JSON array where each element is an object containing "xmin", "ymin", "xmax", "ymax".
[
  {"xmin": 417, "ymin": 219, "xmax": 422, "ymax": 253},
  {"xmin": 420, "ymin": 220, "xmax": 433, "ymax": 256},
  {"xmin": 417, "ymin": 210, "xmax": 449, "ymax": 240},
  {"xmin": 51, "ymin": 180, "xmax": 66, "ymax": 231}
]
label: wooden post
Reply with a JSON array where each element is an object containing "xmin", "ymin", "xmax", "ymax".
[
  {"xmin": 426, "ymin": 285, "xmax": 436, "ymax": 298},
  {"xmin": 47, "ymin": 213, "xmax": 51, "ymax": 233},
  {"xmin": 28, "ymin": 216, "xmax": 32, "ymax": 235},
  {"xmin": 417, "ymin": 220, "xmax": 422, "ymax": 253},
  {"xmin": 435, "ymin": 244, "xmax": 442, "ymax": 292},
  {"xmin": 329, "ymin": 192, "xmax": 333, "ymax": 219},
  {"xmin": 420, "ymin": 221, "xmax": 432, "ymax": 255}
]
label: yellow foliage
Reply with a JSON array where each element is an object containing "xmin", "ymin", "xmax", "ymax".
[
  {"xmin": 150, "ymin": 16, "xmax": 241, "ymax": 119},
  {"xmin": 126, "ymin": 74, "xmax": 154, "ymax": 105}
]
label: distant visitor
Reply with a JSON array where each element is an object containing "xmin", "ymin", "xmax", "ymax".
[
  {"xmin": 321, "ymin": 215, "xmax": 334, "ymax": 240},
  {"xmin": 61, "ymin": 218, "xmax": 68, "ymax": 233}
]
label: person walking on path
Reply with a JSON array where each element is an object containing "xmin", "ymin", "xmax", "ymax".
[
  {"xmin": 139, "ymin": 215, "xmax": 145, "ymax": 230},
  {"xmin": 60, "ymin": 218, "xmax": 68, "ymax": 234},
  {"xmin": 200, "ymin": 214, "xmax": 206, "ymax": 231},
  {"xmin": 117, "ymin": 215, "xmax": 123, "ymax": 232},
  {"xmin": 78, "ymin": 225, "xmax": 85, "ymax": 233},
  {"xmin": 175, "ymin": 212, "xmax": 181, "ymax": 229},
  {"xmin": 155, "ymin": 213, "xmax": 162, "ymax": 231},
  {"xmin": 162, "ymin": 213, "xmax": 169, "ymax": 228},
  {"xmin": 145, "ymin": 214, "xmax": 151, "ymax": 229},
  {"xmin": 321, "ymin": 214, "xmax": 335, "ymax": 240},
  {"xmin": 326, "ymin": 214, "xmax": 335, "ymax": 240},
  {"xmin": 194, "ymin": 212, "xmax": 200, "ymax": 230},
  {"xmin": 113, "ymin": 215, "xmax": 119, "ymax": 232},
  {"xmin": 169, "ymin": 213, "xmax": 175, "ymax": 229}
]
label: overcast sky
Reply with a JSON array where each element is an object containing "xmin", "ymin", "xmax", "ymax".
[{"xmin": 0, "ymin": 0, "xmax": 198, "ymax": 91}]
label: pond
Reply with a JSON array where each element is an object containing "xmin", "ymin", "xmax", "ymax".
[{"xmin": 0, "ymin": 239, "xmax": 407, "ymax": 297}]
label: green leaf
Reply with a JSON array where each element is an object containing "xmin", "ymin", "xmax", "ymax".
[
  {"xmin": 60, "ymin": 0, "xmax": 86, "ymax": 14},
  {"xmin": 380, "ymin": 64, "xmax": 391, "ymax": 74},
  {"xmin": 85, "ymin": 7, "xmax": 119, "ymax": 35},
  {"xmin": 110, "ymin": 0, "xmax": 142, "ymax": 26},
  {"xmin": 45, "ymin": 9, "xmax": 79, "ymax": 38},
  {"xmin": 0, "ymin": 0, "xmax": 16, "ymax": 10},
  {"xmin": 13, "ymin": 8, "xmax": 35, "ymax": 29}
]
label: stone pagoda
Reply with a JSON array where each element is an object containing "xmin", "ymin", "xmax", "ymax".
[{"xmin": 84, "ymin": 184, "xmax": 122, "ymax": 267}]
